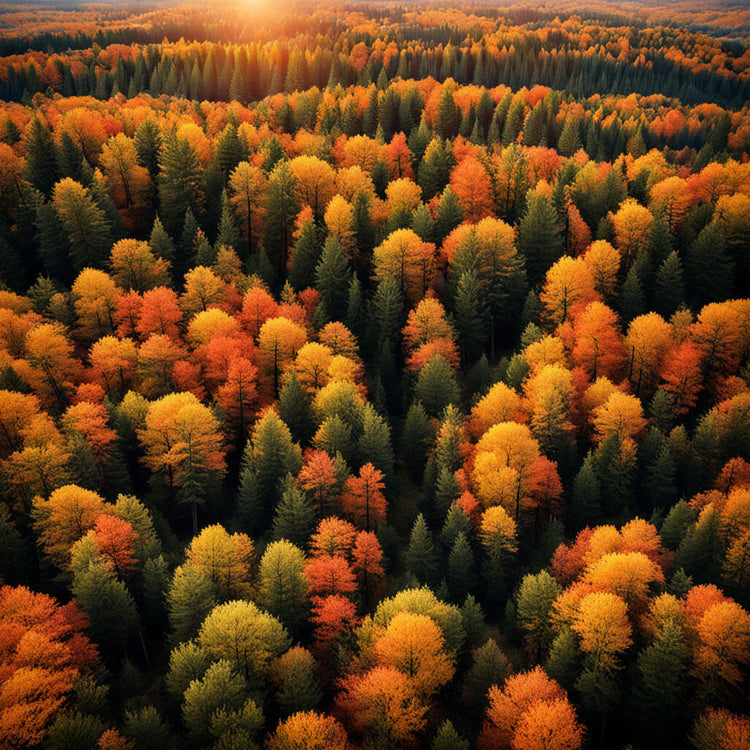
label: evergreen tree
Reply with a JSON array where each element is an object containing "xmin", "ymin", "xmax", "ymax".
[
  {"xmin": 447, "ymin": 532, "xmax": 476, "ymax": 602},
  {"xmin": 517, "ymin": 192, "xmax": 563, "ymax": 287},
  {"xmin": 570, "ymin": 453, "xmax": 602, "ymax": 529},
  {"xmin": 158, "ymin": 130, "xmax": 203, "ymax": 236},
  {"xmin": 315, "ymin": 236, "xmax": 351, "ymax": 322},
  {"xmin": 454, "ymin": 269, "xmax": 488, "ymax": 364},
  {"xmin": 24, "ymin": 116, "xmax": 58, "ymax": 196},
  {"xmin": 414, "ymin": 354, "xmax": 460, "ymax": 418},
  {"xmin": 278, "ymin": 373, "xmax": 315, "ymax": 446},
  {"xmin": 685, "ymin": 222, "xmax": 733, "ymax": 308},
  {"xmin": 289, "ymin": 218, "xmax": 323, "ymax": 291},
  {"xmin": 401, "ymin": 400, "xmax": 435, "ymax": 479},
  {"xmin": 264, "ymin": 160, "xmax": 299, "ymax": 270},
  {"xmin": 654, "ymin": 251, "xmax": 686, "ymax": 317},
  {"xmin": 406, "ymin": 513, "xmax": 438, "ymax": 584},
  {"xmin": 271, "ymin": 475, "xmax": 317, "ymax": 548}
]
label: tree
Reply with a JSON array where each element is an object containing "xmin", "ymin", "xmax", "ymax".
[
  {"xmin": 237, "ymin": 409, "xmax": 302, "ymax": 534},
  {"xmin": 315, "ymin": 237, "xmax": 351, "ymax": 321},
  {"xmin": 186, "ymin": 524, "xmax": 254, "ymax": 601},
  {"xmin": 540, "ymin": 256, "xmax": 596, "ymax": 326},
  {"xmin": 72, "ymin": 268, "xmax": 120, "ymax": 340},
  {"xmin": 450, "ymin": 157, "xmax": 493, "ymax": 222},
  {"xmin": 517, "ymin": 571, "xmax": 562, "ymax": 660},
  {"xmin": 109, "ymin": 239, "xmax": 169, "ymax": 293},
  {"xmin": 571, "ymin": 591, "xmax": 632, "ymax": 671},
  {"xmin": 512, "ymin": 698, "xmax": 584, "ymax": 750},
  {"xmin": 414, "ymin": 354, "xmax": 460, "ymax": 418},
  {"xmin": 265, "ymin": 160, "xmax": 300, "ymax": 270},
  {"xmin": 258, "ymin": 317, "xmax": 308, "ymax": 396},
  {"xmin": 373, "ymin": 611, "xmax": 455, "ymax": 697},
  {"xmin": 305, "ymin": 555, "xmax": 357, "ymax": 598},
  {"xmin": 517, "ymin": 192, "xmax": 563, "ymax": 288},
  {"xmin": 197, "ymin": 599, "xmax": 291, "ymax": 682},
  {"xmin": 336, "ymin": 666, "xmax": 427, "ymax": 747},
  {"xmin": 72, "ymin": 560, "xmax": 138, "ymax": 657},
  {"xmin": 51, "ymin": 178, "xmax": 111, "ymax": 271},
  {"xmin": 610, "ymin": 198, "xmax": 653, "ymax": 266},
  {"xmin": 229, "ymin": 162, "xmax": 267, "ymax": 258},
  {"xmin": 258, "ymin": 540, "xmax": 309, "ymax": 632},
  {"xmin": 157, "ymin": 130, "xmax": 203, "ymax": 236},
  {"xmin": 373, "ymin": 228, "xmax": 436, "ymax": 304},
  {"xmin": 267, "ymin": 712, "xmax": 349, "ymax": 750},
  {"xmin": 341, "ymin": 463, "xmax": 387, "ymax": 530},
  {"xmin": 0, "ymin": 583, "xmax": 98, "ymax": 749},
  {"xmin": 32, "ymin": 484, "xmax": 110, "ymax": 567},
  {"xmin": 167, "ymin": 563, "xmax": 217, "ymax": 643},
  {"xmin": 138, "ymin": 392, "xmax": 226, "ymax": 534},
  {"xmin": 269, "ymin": 647, "xmax": 322, "ymax": 717},
  {"xmin": 272, "ymin": 475, "xmax": 317, "ymax": 548},
  {"xmin": 477, "ymin": 667, "xmax": 567, "ymax": 750},
  {"xmin": 406, "ymin": 513, "xmax": 438, "ymax": 584}
]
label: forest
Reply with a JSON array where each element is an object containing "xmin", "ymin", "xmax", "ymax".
[{"xmin": 0, "ymin": 0, "xmax": 750, "ymax": 748}]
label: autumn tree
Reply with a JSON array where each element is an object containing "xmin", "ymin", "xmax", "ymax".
[{"xmin": 138, "ymin": 392, "xmax": 226, "ymax": 533}]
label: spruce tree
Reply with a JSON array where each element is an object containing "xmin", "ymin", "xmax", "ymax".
[
  {"xmin": 517, "ymin": 192, "xmax": 564, "ymax": 288},
  {"xmin": 414, "ymin": 354, "xmax": 460, "ymax": 418},
  {"xmin": 447, "ymin": 532, "xmax": 476, "ymax": 602},
  {"xmin": 401, "ymin": 400, "xmax": 435, "ymax": 479},
  {"xmin": 406, "ymin": 513, "xmax": 438, "ymax": 584},
  {"xmin": 271, "ymin": 475, "xmax": 317, "ymax": 548},
  {"xmin": 314, "ymin": 236, "xmax": 351, "ymax": 322}
]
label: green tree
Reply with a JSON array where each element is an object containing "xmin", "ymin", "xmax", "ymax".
[
  {"xmin": 168, "ymin": 563, "xmax": 218, "ymax": 643},
  {"xmin": 198, "ymin": 600, "xmax": 291, "ymax": 682},
  {"xmin": 52, "ymin": 178, "xmax": 112, "ymax": 271},
  {"xmin": 264, "ymin": 160, "xmax": 299, "ymax": 270},
  {"xmin": 406, "ymin": 513, "xmax": 438, "ymax": 584},
  {"xmin": 447, "ymin": 532, "xmax": 476, "ymax": 602},
  {"xmin": 315, "ymin": 236, "xmax": 351, "ymax": 322},
  {"xmin": 272, "ymin": 475, "xmax": 317, "ymax": 548},
  {"xmin": 516, "ymin": 570, "xmax": 562, "ymax": 660},
  {"xmin": 72, "ymin": 560, "xmax": 138, "ymax": 660},
  {"xmin": 414, "ymin": 354, "xmax": 460, "ymax": 417},
  {"xmin": 517, "ymin": 192, "xmax": 563, "ymax": 287},
  {"xmin": 257, "ymin": 540, "xmax": 309, "ymax": 633},
  {"xmin": 158, "ymin": 130, "xmax": 203, "ymax": 236}
]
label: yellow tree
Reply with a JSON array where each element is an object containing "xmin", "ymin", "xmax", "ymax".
[
  {"xmin": 186, "ymin": 524, "xmax": 255, "ymax": 600},
  {"xmin": 228, "ymin": 162, "xmax": 267, "ymax": 257},
  {"xmin": 373, "ymin": 229, "xmax": 436, "ymax": 304},
  {"xmin": 138, "ymin": 392, "xmax": 226, "ymax": 533},
  {"xmin": 257, "ymin": 317, "xmax": 308, "ymax": 396},
  {"xmin": 109, "ymin": 239, "xmax": 170, "ymax": 292},
  {"xmin": 610, "ymin": 198, "xmax": 654, "ymax": 265},
  {"xmin": 540, "ymin": 256, "xmax": 597, "ymax": 326},
  {"xmin": 32, "ymin": 484, "xmax": 110, "ymax": 566},
  {"xmin": 373, "ymin": 611, "xmax": 455, "ymax": 697},
  {"xmin": 473, "ymin": 422, "xmax": 541, "ymax": 521}
]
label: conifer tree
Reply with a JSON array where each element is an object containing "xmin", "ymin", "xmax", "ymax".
[
  {"xmin": 407, "ymin": 513, "xmax": 438, "ymax": 584},
  {"xmin": 315, "ymin": 236, "xmax": 351, "ymax": 322},
  {"xmin": 272, "ymin": 475, "xmax": 317, "ymax": 548},
  {"xmin": 517, "ymin": 192, "xmax": 564, "ymax": 288}
]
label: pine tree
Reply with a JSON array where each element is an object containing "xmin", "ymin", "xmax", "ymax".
[
  {"xmin": 401, "ymin": 400, "xmax": 435, "ymax": 479},
  {"xmin": 134, "ymin": 119, "xmax": 162, "ymax": 178},
  {"xmin": 289, "ymin": 218, "xmax": 323, "ymax": 291},
  {"xmin": 72, "ymin": 560, "xmax": 138, "ymax": 659},
  {"xmin": 278, "ymin": 373, "xmax": 315, "ymax": 446},
  {"xmin": 215, "ymin": 191, "xmax": 241, "ymax": 253},
  {"xmin": 454, "ymin": 270, "xmax": 488, "ymax": 364},
  {"xmin": 442, "ymin": 504, "xmax": 472, "ymax": 551},
  {"xmin": 264, "ymin": 160, "xmax": 299, "ymax": 270},
  {"xmin": 570, "ymin": 453, "xmax": 602, "ymax": 529},
  {"xmin": 358, "ymin": 403, "xmax": 394, "ymax": 478},
  {"xmin": 632, "ymin": 621, "xmax": 690, "ymax": 746},
  {"xmin": 447, "ymin": 532, "xmax": 476, "ymax": 602},
  {"xmin": 315, "ymin": 236, "xmax": 351, "ymax": 322},
  {"xmin": 619, "ymin": 264, "xmax": 646, "ymax": 323},
  {"xmin": 414, "ymin": 355, "xmax": 460, "ymax": 418},
  {"xmin": 517, "ymin": 192, "xmax": 564, "ymax": 288},
  {"xmin": 557, "ymin": 116, "xmax": 581, "ymax": 156},
  {"xmin": 685, "ymin": 222, "xmax": 733, "ymax": 308},
  {"xmin": 654, "ymin": 251, "xmax": 686, "ymax": 317},
  {"xmin": 24, "ymin": 116, "xmax": 58, "ymax": 196},
  {"xmin": 432, "ymin": 721, "xmax": 469, "ymax": 750},
  {"xmin": 435, "ymin": 88, "xmax": 460, "ymax": 139},
  {"xmin": 158, "ymin": 130, "xmax": 203, "ymax": 236},
  {"xmin": 406, "ymin": 513, "xmax": 438, "ymax": 584},
  {"xmin": 435, "ymin": 186, "xmax": 463, "ymax": 246},
  {"xmin": 272, "ymin": 475, "xmax": 317, "ymax": 548}
]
